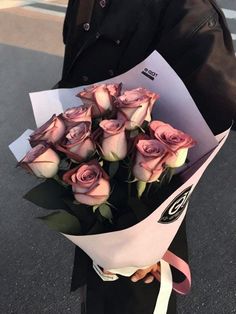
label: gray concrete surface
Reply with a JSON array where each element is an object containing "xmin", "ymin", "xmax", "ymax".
[
  {"xmin": 217, "ymin": 0, "xmax": 236, "ymax": 10},
  {"xmin": 0, "ymin": 4, "xmax": 81, "ymax": 313},
  {"xmin": 0, "ymin": 43, "xmax": 81, "ymax": 314},
  {"xmin": 0, "ymin": 1, "xmax": 236, "ymax": 314}
]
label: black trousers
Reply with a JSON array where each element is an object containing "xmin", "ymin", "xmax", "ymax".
[
  {"xmin": 85, "ymin": 265, "xmax": 177, "ymax": 314},
  {"xmin": 72, "ymin": 220, "xmax": 188, "ymax": 314}
]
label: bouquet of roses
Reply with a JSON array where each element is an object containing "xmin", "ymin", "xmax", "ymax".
[
  {"xmin": 10, "ymin": 51, "xmax": 231, "ymax": 311},
  {"xmin": 18, "ymin": 83, "xmax": 196, "ymax": 237}
]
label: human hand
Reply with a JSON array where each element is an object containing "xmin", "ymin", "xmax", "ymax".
[
  {"xmin": 103, "ymin": 263, "xmax": 160, "ymax": 284},
  {"xmin": 130, "ymin": 263, "xmax": 160, "ymax": 284}
]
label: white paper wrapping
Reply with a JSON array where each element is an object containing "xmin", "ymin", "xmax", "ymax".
[{"xmin": 9, "ymin": 51, "xmax": 230, "ymax": 270}]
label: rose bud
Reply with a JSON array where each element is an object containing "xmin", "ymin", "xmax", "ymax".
[
  {"xmin": 106, "ymin": 83, "xmax": 122, "ymax": 97},
  {"xmin": 63, "ymin": 160, "xmax": 110, "ymax": 206},
  {"xmin": 56, "ymin": 122, "xmax": 95, "ymax": 162},
  {"xmin": 116, "ymin": 88, "xmax": 159, "ymax": 130},
  {"xmin": 99, "ymin": 119, "xmax": 127, "ymax": 161},
  {"xmin": 29, "ymin": 114, "xmax": 66, "ymax": 146},
  {"xmin": 149, "ymin": 121, "xmax": 196, "ymax": 168},
  {"xmin": 133, "ymin": 139, "xmax": 172, "ymax": 183},
  {"xmin": 61, "ymin": 105, "xmax": 92, "ymax": 127},
  {"xmin": 19, "ymin": 143, "xmax": 60, "ymax": 178},
  {"xmin": 77, "ymin": 83, "xmax": 122, "ymax": 117}
]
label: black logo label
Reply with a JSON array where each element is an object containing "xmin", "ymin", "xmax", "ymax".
[
  {"xmin": 158, "ymin": 186, "xmax": 192, "ymax": 224},
  {"xmin": 141, "ymin": 68, "xmax": 158, "ymax": 81}
]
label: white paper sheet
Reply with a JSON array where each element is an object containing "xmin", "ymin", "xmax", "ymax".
[
  {"xmin": 9, "ymin": 129, "xmax": 33, "ymax": 162},
  {"xmin": 9, "ymin": 51, "xmax": 230, "ymax": 270}
]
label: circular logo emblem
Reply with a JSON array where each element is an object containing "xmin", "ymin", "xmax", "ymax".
[{"xmin": 158, "ymin": 186, "xmax": 192, "ymax": 224}]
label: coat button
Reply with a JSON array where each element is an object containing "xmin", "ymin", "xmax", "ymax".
[
  {"xmin": 108, "ymin": 69, "xmax": 114, "ymax": 76},
  {"xmin": 82, "ymin": 76, "xmax": 89, "ymax": 82},
  {"xmin": 83, "ymin": 23, "xmax": 90, "ymax": 31},
  {"xmin": 95, "ymin": 32, "xmax": 100, "ymax": 39},
  {"xmin": 208, "ymin": 17, "xmax": 217, "ymax": 28},
  {"xmin": 99, "ymin": 0, "xmax": 106, "ymax": 8}
]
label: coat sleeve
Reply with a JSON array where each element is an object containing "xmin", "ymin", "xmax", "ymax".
[
  {"xmin": 63, "ymin": 0, "xmax": 78, "ymax": 45},
  {"xmin": 159, "ymin": 0, "xmax": 236, "ymax": 134}
]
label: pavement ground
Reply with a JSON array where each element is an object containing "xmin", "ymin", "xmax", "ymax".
[{"xmin": 0, "ymin": 1, "xmax": 236, "ymax": 314}]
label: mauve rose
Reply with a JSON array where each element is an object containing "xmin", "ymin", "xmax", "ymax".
[
  {"xmin": 149, "ymin": 121, "xmax": 196, "ymax": 167},
  {"xmin": 63, "ymin": 160, "xmax": 110, "ymax": 206},
  {"xmin": 106, "ymin": 83, "xmax": 122, "ymax": 97},
  {"xmin": 116, "ymin": 88, "xmax": 159, "ymax": 130},
  {"xmin": 77, "ymin": 83, "xmax": 122, "ymax": 117},
  {"xmin": 19, "ymin": 143, "xmax": 60, "ymax": 178},
  {"xmin": 99, "ymin": 119, "xmax": 127, "ymax": 161},
  {"xmin": 133, "ymin": 139, "xmax": 172, "ymax": 182},
  {"xmin": 29, "ymin": 114, "xmax": 66, "ymax": 146},
  {"xmin": 56, "ymin": 122, "xmax": 95, "ymax": 162},
  {"xmin": 61, "ymin": 105, "xmax": 92, "ymax": 127}
]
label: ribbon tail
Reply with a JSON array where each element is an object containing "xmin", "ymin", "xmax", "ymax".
[
  {"xmin": 163, "ymin": 250, "xmax": 191, "ymax": 295},
  {"xmin": 153, "ymin": 260, "xmax": 173, "ymax": 314}
]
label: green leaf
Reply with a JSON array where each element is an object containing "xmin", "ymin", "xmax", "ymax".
[
  {"xmin": 137, "ymin": 181, "xmax": 147, "ymax": 198},
  {"xmin": 111, "ymin": 152, "xmax": 120, "ymax": 161},
  {"xmin": 126, "ymin": 178, "xmax": 137, "ymax": 183},
  {"xmin": 38, "ymin": 211, "xmax": 81, "ymax": 235},
  {"xmin": 129, "ymin": 129, "xmax": 140, "ymax": 138},
  {"xmin": 98, "ymin": 204, "xmax": 113, "ymax": 223},
  {"xmin": 136, "ymin": 124, "xmax": 145, "ymax": 133},
  {"xmin": 141, "ymin": 120, "xmax": 149, "ymax": 131},
  {"xmin": 63, "ymin": 198, "xmax": 96, "ymax": 233},
  {"xmin": 105, "ymin": 201, "xmax": 117, "ymax": 209},
  {"xmin": 24, "ymin": 179, "xmax": 70, "ymax": 210},
  {"xmin": 53, "ymin": 174, "xmax": 69, "ymax": 188},
  {"xmin": 108, "ymin": 161, "xmax": 119, "ymax": 179},
  {"xmin": 93, "ymin": 205, "xmax": 99, "ymax": 213}
]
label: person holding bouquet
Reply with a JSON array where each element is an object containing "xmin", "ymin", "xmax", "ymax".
[{"xmin": 57, "ymin": 0, "xmax": 236, "ymax": 313}]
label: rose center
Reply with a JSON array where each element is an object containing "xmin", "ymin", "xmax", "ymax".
[
  {"xmin": 81, "ymin": 169, "xmax": 97, "ymax": 182},
  {"xmin": 106, "ymin": 121, "xmax": 120, "ymax": 130},
  {"xmin": 143, "ymin": 144, "xmax": 161, "ymax": 155},
  {"xmin": 161, "ymin": 133, "xmax": 183, "ymax": 144},
  {"xmin": 66, "ymin": 125, "xmax": 87, "ymax": 143},
  {"xmin": 66, "ymin": 107, "xmax": 88, "ymax": 119}
]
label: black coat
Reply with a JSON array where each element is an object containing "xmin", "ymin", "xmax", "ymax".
[
  {"xmin": 60, "ymin": 1, "xmax": 236, "ymax": 313},
  {"xmin": 61, "ymin": 0, "xmax": 236, "ymax": 134}
]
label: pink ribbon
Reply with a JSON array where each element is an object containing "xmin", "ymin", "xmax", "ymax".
[{"xmin": 152, "ymin": 250, "xmax": 191, "ymax": 295}]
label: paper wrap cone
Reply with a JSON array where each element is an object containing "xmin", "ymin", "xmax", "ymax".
[{"xmin": 9, "ymin": 51, "xmax": 231, "ymax": 271}]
